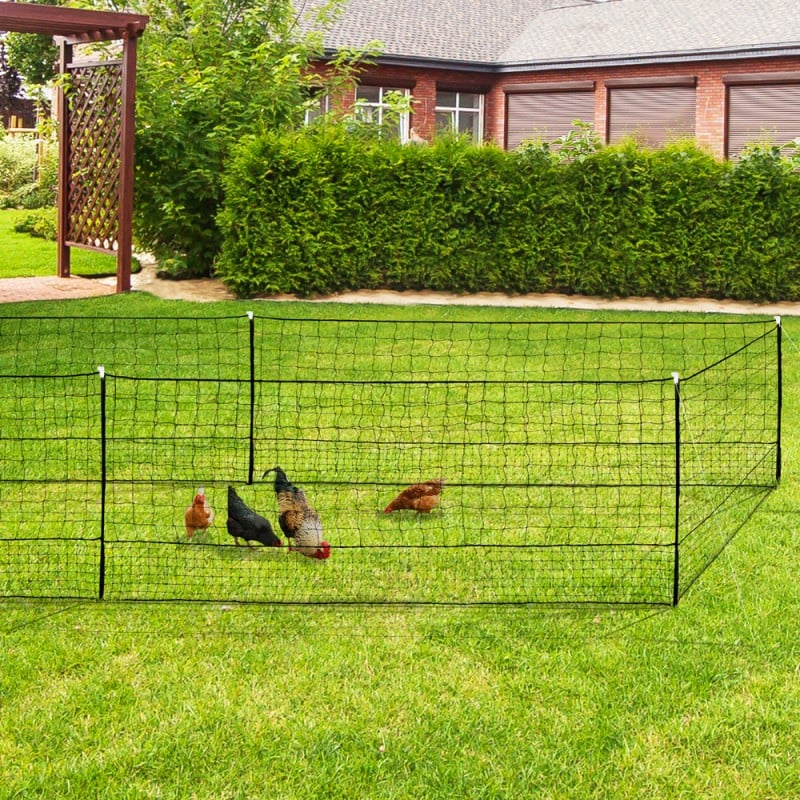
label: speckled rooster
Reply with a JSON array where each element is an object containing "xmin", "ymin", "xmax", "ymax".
[{"xmin": 263, "ymin": 466, "xmax": 330, "ymax": 560}]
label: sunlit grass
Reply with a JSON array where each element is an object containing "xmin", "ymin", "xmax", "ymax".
[
  {"xmin": 0, "ymin": 295, "xmax": 797, "ymax": 798},
  {"xmin": 0, "ymin": 208, "xmax": 122, "ymax": 278}
]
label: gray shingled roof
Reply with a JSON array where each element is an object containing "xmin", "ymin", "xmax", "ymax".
[
  {"xmin": 502, "ymin": 0, "xmax": 800, "ymax": 66},
  {"xmin": 298, "ymin": 0, "xmax": 800, "ymax": 67},
  {"xmin": 296, "ymin": 0, "xmax": 589, "ymax": 64}
]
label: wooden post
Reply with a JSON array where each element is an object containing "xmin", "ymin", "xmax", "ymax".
[
  {"xmin": 56, "ymin": 38, "xmax": 72, "ymax": 279},
  {"xmin": 117, "ymin": 30, "xmax": 138, "ymax": 293}
]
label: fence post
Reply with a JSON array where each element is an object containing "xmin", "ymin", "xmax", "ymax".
[
  {"xmin": 247, "ymin": 311, "xmax": 255, "ymax": 484},
  {"xmin": 98, "ymin": 366, "xmax": 107, "ymax": 600},
  {"xmin": 776, "ymin": 316, "xmax": 782, "ymax": 484},
  {"xmin": 672, "ymin": 372, "xmax": 681, "ymax": 607}
]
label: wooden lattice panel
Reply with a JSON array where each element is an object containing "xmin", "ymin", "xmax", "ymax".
[{"xmin": 66, "ymin": 61, "xmax": 122, "ymax": 252}]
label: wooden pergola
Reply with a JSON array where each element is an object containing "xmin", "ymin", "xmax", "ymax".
[{"xmin": 0, "ymin": 2, "xmax": 148, "ymax": 292}]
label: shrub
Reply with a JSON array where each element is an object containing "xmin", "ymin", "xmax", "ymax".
[
  {"xmin": 0, "ymin": 140, "xmax": 56, "ymax": 209},
  {"xmin": 217, "ymin": 130, "xmax": 800, "ymax": 302},
  {"xmin": 14, "ymin": 207, "xmax": 57, "ymax": 240},
  {"xmin": 132, "ymin": 0, "xmax": 363, "ymax": 278},
  {"xmin": 217, "ymin": 128, "xmax": 516, "ymax": 296},
  {"xmin": 713, "ymin": 144, "xmax": 800, "ymax": 301},
  {"xmin": 0, "ymin": 135, "xmax": 37, "ymax": 196}
]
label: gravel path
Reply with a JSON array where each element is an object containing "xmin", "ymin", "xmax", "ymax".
[
  {"xmin": 131, "ymin": 258, "xmax": 800, "ymax": 315},
  {"xmin": 3, "ymin": 256, "xmax": 799, "ymax": 316}
]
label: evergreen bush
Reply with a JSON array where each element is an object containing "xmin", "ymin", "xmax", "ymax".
[{"xmin": 217, "ymin": 128, "xmax": 800, "ymax": 301}]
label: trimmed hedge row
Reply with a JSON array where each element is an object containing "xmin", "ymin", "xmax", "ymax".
[{"xmin": 216, "ymin": 128, "xmax": 800, "ymax": 301}]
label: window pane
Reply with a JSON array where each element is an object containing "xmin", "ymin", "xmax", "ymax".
[
  {"xmin": 459, "ymin": 93, "xmax": 480, "ymax": 109},
  {"xmin": 435, "ymin": 110, "xmax": 455, "ymax": 133},
  {"xmin": 356, "ymin": 85, "xmax": 381, "ymax": 103},
  {"xmin": 305, "ymin": 92, "xmax": 329, "ymax": 124},
  {"xmin": 353, "ymin": 85, "xmax": 409, "ymax": 141},
  {"xmin": 436, "ymin": 91, "xmax": 458, "ymax": 108},
  {"xmin": 384, "ymin": 117, "xmax": 401, "ymax": 140},
  {"xmin": 355, "ymin": 104, "xmax": 377, "ymax": 123},
  {"xmin": 458, "ymin": 111, "xmax": 482, "ymax": 141}
]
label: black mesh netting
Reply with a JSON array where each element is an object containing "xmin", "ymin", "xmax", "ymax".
[{"xmin": 0, "ymin": 314, "xmax": 780, "ymax": 605}]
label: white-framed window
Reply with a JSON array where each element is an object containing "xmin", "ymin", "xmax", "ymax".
[
  {"xmin": 354, "ymin": 85, "xmax": 411, "ymax": 141},
  {"xmin": 435, "ymin": 91, "xmax": 484, "ymax": 143}
]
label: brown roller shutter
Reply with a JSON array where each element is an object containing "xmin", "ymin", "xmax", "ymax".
[
  {"xmin": 607, "ymin": 85, "xmax": 696, "ymax": 147},
  {"xmin": 506, "ymin": 91, "xmax": 595, "ymax": 150},
  {"xmin": 726, "ymin": 83, "xmax": 800, "ymax": 158}
]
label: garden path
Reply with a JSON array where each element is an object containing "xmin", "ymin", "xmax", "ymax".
[{"xmin": 2, "ymin": 255, "xmax": 800, "ymax": 315}]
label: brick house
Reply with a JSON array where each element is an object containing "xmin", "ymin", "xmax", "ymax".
[{"xmin": 303, "ymin": 0, "xmax": 800, "ymax": 158}]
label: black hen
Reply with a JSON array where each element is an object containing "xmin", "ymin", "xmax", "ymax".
[{"xmin": 226, "ymin": 486, "xmax": 282, "ymax": 548}]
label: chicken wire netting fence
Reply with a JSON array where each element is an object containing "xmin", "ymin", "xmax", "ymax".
[{"xmin": 0, "ymin": 314, "xmax": 781, "ymax": 606}]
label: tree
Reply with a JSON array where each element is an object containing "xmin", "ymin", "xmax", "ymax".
[
  {"xmin": 0, "ymin": 41, "xmax": 23, "ymax": 115},
  {"xmin": 3, "ymin": 0, "xmax": 62, "ymax": 129},
  {"xmin": 3, "ymin": 0, "xmax": 61, "ymax": 95},
  {"xmin": 124, "ymin": 0, "xmax": 355, "ymax": 277},
  {"xmin": 3, "ymin": 33, "xmax": 57, "ymax": 89}
]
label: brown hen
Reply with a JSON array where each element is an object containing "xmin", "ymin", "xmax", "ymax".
[
  {"xmin": 384, "ymin": 479, "xmax": 444, "ymax": 513},
  {"xmin": 185, "ymin": 486, "xmax": 214, "ymax": 540}
]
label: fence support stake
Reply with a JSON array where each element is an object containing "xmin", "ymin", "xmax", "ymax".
[
  {"xmin": 98, "ymin": 366, "xmax": 107, "ymax": 600},
  {"xmin": 247, "ymin": 311, "xmax": 255, "ymax": 484},
  {"xmin": 672, "ymin": 372, "xmax": 681, "ymax": 607},
  {"xmin": 776, "ymin": 316, "xmax": 782, "ymax": 483}
]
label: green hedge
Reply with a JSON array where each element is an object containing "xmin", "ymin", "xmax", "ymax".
[{"xmin": 216, "ymin": 128, "xmax": 800, "ymax": 301}]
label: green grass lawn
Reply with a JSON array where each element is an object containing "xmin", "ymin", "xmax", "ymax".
[
  {"xmin": 1, "ymin": 293, "xmax": 799, "ymax": 799},
  {"xmin": 0, "ymin": 208, "xmax": 120, "ymax": 277}
]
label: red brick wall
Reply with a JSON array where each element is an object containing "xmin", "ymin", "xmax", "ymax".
[
  {"xmin": 311, "ymin": 55, "xmax": 800, "ymax": 157},
  {"xmin": 492, "ymin": 56, "xmax": 800, "ymax": 157}
]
